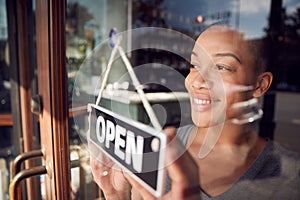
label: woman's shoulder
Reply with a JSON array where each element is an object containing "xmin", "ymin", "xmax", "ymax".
[
  {"xmin": 254, "ymin": 140, "xmax": 300, "ymax": 198},
  {"xmin": 258, "ymin": 140, "xmax": 300, "ymax": 184},
  {"xmin": 266, "ymin": 140, "xmax": 300, "ymax": 162},
  {"xmin": 269, "ymin": 141, "xmax": 300, "ymax": 169}
]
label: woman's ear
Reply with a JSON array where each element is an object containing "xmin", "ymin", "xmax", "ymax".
[{"xmin": 253, "ymin": 72, "xmax": 273, "ymax": 97}]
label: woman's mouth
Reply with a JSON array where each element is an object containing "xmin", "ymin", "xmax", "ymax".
[{"xmin": 191, "ymin": 96, "xmax": 220, "ymax": 111}]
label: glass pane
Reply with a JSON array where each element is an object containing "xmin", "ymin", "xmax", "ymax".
[
  {"xmin": 66, "ymin": 0, "xmax": 129, "ymax": 199},
  {"xmin": 0, "ymin": 0, "xmax": 13, "ymax": 199},
  {"xmin": 273, "ymin": 0, "xmax": 300, "ymax": 153},
  {"xmin": 1, "ymin": 0, "xmax": 42, "ymax": 199},
  {"xmin": 68, "ymin": 0, "xmax": 300, "ymax": 199}
]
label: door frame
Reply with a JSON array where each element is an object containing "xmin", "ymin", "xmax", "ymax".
[{"xmin": 35, "ymin": 0, "xmax": 70, "ymax": 199}]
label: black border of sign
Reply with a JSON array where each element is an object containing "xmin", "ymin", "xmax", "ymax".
[{"xmin": 87, "ymin": 103, "xmax": 167, "ymax": 197}]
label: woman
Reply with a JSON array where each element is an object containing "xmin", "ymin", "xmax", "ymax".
[{"xmin": 91, "ymin": 25, "xmax": 300, "ymax": 199}]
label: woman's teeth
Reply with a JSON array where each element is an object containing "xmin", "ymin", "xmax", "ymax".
[{"xmin": 193, "ymin": 98, "xmax": 211, "ymax": 105}]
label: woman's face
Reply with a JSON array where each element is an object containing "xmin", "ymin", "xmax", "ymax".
[{"xmin": 185, "ymin": 26, "xmax": 258, "ymax": 127}]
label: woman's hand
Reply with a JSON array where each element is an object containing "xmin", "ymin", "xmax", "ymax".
[
  {"xmin": 125, "ymin": 127, "xmax": 201, "ymax": 200},
  {"xmin": 89, "ymin": 141, "xmax": 131, "ymax": 200}
]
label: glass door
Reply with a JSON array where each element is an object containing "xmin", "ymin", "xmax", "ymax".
[
  {"xmin": 8, "ymin": 0, "xmax": 100, "ymax": 198},
  {"xmin": 7, "ymin": 0, "xmax": 71, "ymax": 199}
]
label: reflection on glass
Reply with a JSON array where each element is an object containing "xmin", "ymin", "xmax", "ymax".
[
  {"xmin": 0, "ymin": 1, "xmax": 11, "ymax": 199},
  {"xmin": 66, "ymin": 1, "xmax": 129, "ymax": 199},
  {"xmin": 0, "ymin": 0, "xmax": 10, "ymax": 114},
  {"xmin": 66, "ymin": 1, "xmax": 300, "ymax": 199}
]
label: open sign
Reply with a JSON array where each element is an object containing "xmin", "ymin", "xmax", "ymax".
[{"xmin": 87, "ymin": 103, "xmax": 167, "ymax": 197}]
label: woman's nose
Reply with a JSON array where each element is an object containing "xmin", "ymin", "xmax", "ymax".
[
  {"xmin": 192, "ymin": 71, "xmax": 213, "ymax": 90},
  {"xmin": 192, "ymin": 77, "xmax": 205, "ymax": 89}
]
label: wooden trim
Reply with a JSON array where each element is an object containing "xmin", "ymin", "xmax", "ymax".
[
  {"xmin": 16, "ymin": 0, "xmax": 34, "ymax": 157},
  {"xmin": 0, "ymin": 113, "xmax": 13, "ymax": 126},
  {"xmin": 16, "ymin": 0, "xmax": 39, "ymax": 199},
  {"xmin": 36, "ymin": 0, "xmax": 70, "ymax": 199},
  {"xmin": 35, "ymin": 0, "xmax": 54, "ymax": 199},
  {"xmin": 49, "ymin": 0, "xmax": 71, "ymax": 199}
]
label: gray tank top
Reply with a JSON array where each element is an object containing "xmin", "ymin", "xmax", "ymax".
[{"xmin": 164, "ymin": 125, "xmax": 300, "ymax": 200}]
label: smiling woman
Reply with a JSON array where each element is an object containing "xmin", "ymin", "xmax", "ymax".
[
  {"xmin": 186, "ymin": 25, "xmax": 272, "ymax": 127},
  {"xmin": 90, "ymin": 23, "xmax": 300, "ymax": 200}
]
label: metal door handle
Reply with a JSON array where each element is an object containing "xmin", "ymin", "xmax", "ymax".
[
  {"xmin": 9, "ymin": 149, "xmax": 47, "ymax": 200},
  {"xmin": 11, "ymin": 149, "xmax": 44, "ymax": 177},
  {"xmin": 10, "ymin": 166, "xmax": 47, "ymax": 200}
]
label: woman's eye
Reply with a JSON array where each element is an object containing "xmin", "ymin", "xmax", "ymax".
[
  {"xmin": 190, "ymin": 64, "xmax": 196, "ymax": 69},
  {"xmin": 190, "ymin": 65, "xmax": 202, "ymax": 70},
  {"xmin": 215, "ymin": 64, "xmax": 232, "ymax": 72},
  {"xmin": 189, "ymin": 65, "xmax": 198, "ymax": 71}
]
